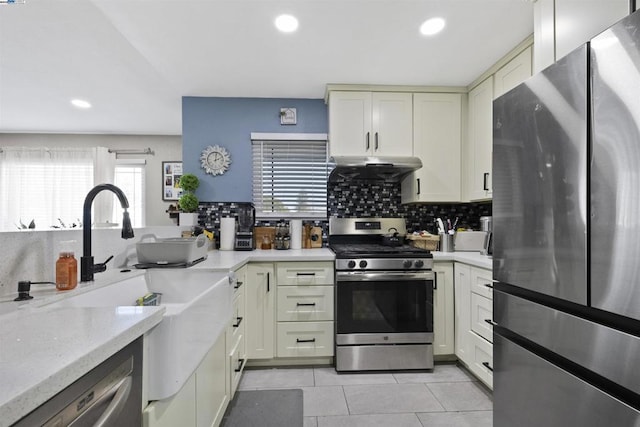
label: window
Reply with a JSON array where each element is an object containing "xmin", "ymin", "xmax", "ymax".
[
  {"xmin": 113, "ymin": 159, "xmax": 146, "ymax": 228},
  {"xmin": 251, "ymin": 133, "xmax": 331, "ymax": 218},
  {"xmin": 0, "ymin": 147, "xmax": 94, "ymax": 230}
]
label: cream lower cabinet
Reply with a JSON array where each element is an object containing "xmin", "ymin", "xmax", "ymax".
[
  {"xmin": 433, "ymin": 262, "xmax": 455, "ymax": 356},
  {"xmin": 245, "ymin": 261, "xmax": 335, "ymax": 362},
  {"xmin": 143, "ymin": 330, "xmax": 229, "ymax": 427},
  {"xmin": 276, "ymin": 262, "xmax": 335, "ymax": 358},
  {"xmin": 454, "ymin": 262, "xmax": 493, "ymax": 389},
  {"xmin": 228, "ymin": 265, "xmax": 247, "ymax": 396},
  {"xmin": 245, "ymin": 263, "xmax": 276, "ymax": 359}
]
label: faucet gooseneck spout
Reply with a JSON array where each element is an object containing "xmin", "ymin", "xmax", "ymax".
[{"xmin": 81, "ymin": 183, "xmax": 135, "ymax": 282}]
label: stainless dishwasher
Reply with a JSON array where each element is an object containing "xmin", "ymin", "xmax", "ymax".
[{"xmin": 13, "ymin": 337, "xmax": 143, "ymax": 427}]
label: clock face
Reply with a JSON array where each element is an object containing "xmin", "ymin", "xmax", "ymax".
[{"xmin": 201, "ymin": 145, "xmax": 231, "ymax": 176}]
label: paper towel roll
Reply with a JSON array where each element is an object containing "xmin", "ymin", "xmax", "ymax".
[
  {"xmin": 290, "ymin": 220, "xmax": 302, "ymax": 250},
  {"xmin": 220, "ymin": 217, "xmax": 236, "ymax": 251}
]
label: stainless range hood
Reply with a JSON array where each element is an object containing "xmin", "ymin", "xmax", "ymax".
[{"xmin": 328, "ymin": 156, "xmax": 422, "ymax": 182}]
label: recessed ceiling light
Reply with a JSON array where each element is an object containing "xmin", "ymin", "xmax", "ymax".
[
  {"xmin": 275, "ymin": 14, "xmax": 299, "ymax": 33},
  {"xmin": 420, "ymin": 17, "xmax": 446, "ymax": 36},
  {"xmin": 71, "ymin": 99, "xmax": 91, "ymax": 109}
]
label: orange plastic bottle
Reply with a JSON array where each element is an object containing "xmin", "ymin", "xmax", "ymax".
[{"xmin": 56, "ymin": 240, "xmax": 78, "ymax": 290}]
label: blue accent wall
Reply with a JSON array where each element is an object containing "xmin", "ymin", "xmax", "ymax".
[{"xmin": 182, "ymin": 97, "xmax": 328, "ymax": 202}]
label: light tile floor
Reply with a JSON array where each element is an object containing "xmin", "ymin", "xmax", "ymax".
[{"xmin": 238, "ymin": 363, "xmax": 493, "ymax": 427}]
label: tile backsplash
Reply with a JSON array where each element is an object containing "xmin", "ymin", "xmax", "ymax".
[
  {"xmin": 326, "ymin": 179, "xmax": 492, "ymax": 232},
  {"xmin": 196, "ymin": 180, "xmax": 492, "ymax": 243}
]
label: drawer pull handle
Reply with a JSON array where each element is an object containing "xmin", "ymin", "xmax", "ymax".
[
  {"xmin": 267, "ymin": 272, "xmax": 270, "ymax": 293},
  {"xmin": 296, "ymin": 272, "xmax": 316, "ymax": 276},
  {"xmin": 484, "ymin": 283, "xmax": 493, "ymax": 289},
  {"xmin": 485, "ymin": 319, "xmax": 497, "ymax": 327},
  {"xmin": 482, "ymin": 361, "xmax": 493, "ymax": 372},
  {"xmin": 235, "ymin": 358, "xmax": 245, "ymax": 373},
  {"xmin": 233, "ymin": 316, "xmax": 243, "ymax": 328},
  {"xmin": 234, "ymin": 281, "xmax": 243, "ymax": 289},
  {"xmin": 296, "ymin": 302, "xmax": 316, "ymax": 307},
  {"xmin": 296, "ymin": 338, "xmax": 316, "ymax": 343}
]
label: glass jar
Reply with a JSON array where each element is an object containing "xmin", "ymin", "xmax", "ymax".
[{"xmin": 55, "ymin": 240, "xmax": 78, "ymax": 290}]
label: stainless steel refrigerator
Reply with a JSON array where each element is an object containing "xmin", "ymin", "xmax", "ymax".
[{"xmin": 492, "ymin": 10, "xmax": 640, "ymax": 426}]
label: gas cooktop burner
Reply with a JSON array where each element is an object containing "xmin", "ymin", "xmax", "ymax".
[{"xmin": 330, "ymin": 243, "xmax": 432, "ymax": 258}]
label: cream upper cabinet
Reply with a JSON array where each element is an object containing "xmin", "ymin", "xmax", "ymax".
[
  {"xmin": 466, "ymin": 77, "xmax": 494, "ymax": 201},
  {"xmin": 328, "ymin": 91, "xmax": 413, "ymax": 157},
  {"xmin": 402, "ymin": 93, "xmax": 462, "ymax": 203},
  {"xmin": 494, "ymin": 47, "xmax": 532, "ymax": 99},
  {"xmin": 534, "ymin": 0, "xmax": 629, "ymax": 73}
]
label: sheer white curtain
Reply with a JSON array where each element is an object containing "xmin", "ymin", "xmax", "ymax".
[{"xmin": 0, "ymin": 147, "xmax": 95, "ymax": 231}]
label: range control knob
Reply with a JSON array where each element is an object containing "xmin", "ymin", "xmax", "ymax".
[
  {"xmin": 347, "ymin": 260, "xmax": 356, "ymax": 269},
  {"xmin": 359, "ymin": 260, "xmax": 368, "ymax": 269},
  {"xmin": 403, "ymin": 260, "xmax": 413, "ymax": 268},
  {"xmin": 415, "ymin": 260, "xmax": 425, "ymax": 268}
]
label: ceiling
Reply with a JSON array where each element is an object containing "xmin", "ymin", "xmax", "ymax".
[{"xmin": 0, "ymin": 0, "xmax": 534, "ymax": 136}]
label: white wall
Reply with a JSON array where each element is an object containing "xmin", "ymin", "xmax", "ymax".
[{"xmin": 0, "ymin": 133, "xmax": 182, "ymax": 226}]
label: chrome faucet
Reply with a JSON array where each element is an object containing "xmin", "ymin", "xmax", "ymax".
[{"xmin": 81, "ymin": 184, "xmax": 135, "ymax": 282}]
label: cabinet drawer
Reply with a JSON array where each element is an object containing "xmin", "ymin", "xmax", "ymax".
[
  {"xmin": 469, "ymin": 331, "xmax": 493, "ymax": 389},
  {"xmin": 471, "ymin": 292, "xmax": 493, "ymax": 343},
  {"xmin": 276, "ymin": 321, "xmax": 334, "ymax": 357},
  {"xmin": 229, "ymin": 334, "xmax": 245, "ymax": 397},
  {"xmin": 276, "ymin": 262, "xmax": 334, "ymax": 286},
  {"xmin": 227, "ymin": 292, "xmax": 245, "ymax": 344},
  {"xmin": 471, "ymin": 266, "xmax": 493, "ymax": 299},
  {"xmin": 277, "ymin": 286, "xmax": 334, "ymax": 322}
]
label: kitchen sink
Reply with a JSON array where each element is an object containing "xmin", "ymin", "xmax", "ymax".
[{"xmin": 40, "ymin": 270, "xmax": 233, "ymax": 400}]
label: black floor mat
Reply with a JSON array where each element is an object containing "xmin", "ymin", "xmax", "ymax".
[{"xmin": 221, "ymin": 389, "xmax": 303, "ymax": 427}]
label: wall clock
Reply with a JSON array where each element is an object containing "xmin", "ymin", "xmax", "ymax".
[{"xmin": 201, "ymin": 145, "xmax": 231, "ymax": 176}]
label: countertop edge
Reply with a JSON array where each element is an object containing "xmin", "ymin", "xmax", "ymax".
[{"xmin": 0, "ymin": 307, "xmax": 164, "ymax": 427}]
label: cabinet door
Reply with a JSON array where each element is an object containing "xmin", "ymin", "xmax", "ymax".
[
  {"xmin": 466, "ymin": 77, "xmax": 494, "ymax": 201},
  {"xmin": 328, "ymin": 91, "xmax": 372, "ymax": 157},
  {"xmin": 143, "ymin": 375, "xmax": 196, "ymax": 427},
  {"xmin": 402, "ymin": 93, "xmax": 462, "ymax": 203},
  {"xmin": 555, "ymin": 0, "xmax": 628, "ymax": 60},
  {"xmin": 494, "ymin": 47, "xmax": 532, "ymax": 99},
  {"xmin": 371, "ymin": 92, "xmax": 413, "ymax": 156},
  {"xmin": 246, "ymin": 263, "xmax": 275, "ymax": 359},
  {"xmin": 533, "ymin": 0, "xmax": 555, "ymax": 73},
  {"xmin": 433, "ymin": 262, "xmax": 455, "ymax": 356},
  {"xmin": 196, "ymin": 333, "xmax": 229, "ymax": 427},
  {"xmin": 454, "ymin": 263, "xmax": 472, "ymax": 363}
]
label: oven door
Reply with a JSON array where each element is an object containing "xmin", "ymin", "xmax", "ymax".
[{"xmin": 335, "ymin": 270, "xmax": 434, "ymax": 345}]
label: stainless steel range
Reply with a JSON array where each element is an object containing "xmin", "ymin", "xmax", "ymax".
[{"xmin": 329, "ymin": 217, "xmax": 435, "ymax": 372}]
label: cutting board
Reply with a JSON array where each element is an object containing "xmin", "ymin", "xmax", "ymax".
[
  {"xmin": 254, "ymin": 227, "xmax": 276, "ymax": 249},
  {"xmin": 303, "ymin": 226, "xmax": 323, "ymax": 248}
]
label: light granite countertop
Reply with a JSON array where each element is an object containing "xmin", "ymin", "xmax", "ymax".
[
  {"xmin": 0, "ymin": 305, "xmax": 163, "ymax": 427},
  {"xmin": 0, "ymin": 248, "xmax": 332, "ymax": 426},
  {"xmin": 432, "ymin": 251, "xmax": 493, "ymax": 270},
  {"xmin": 1, "ymin": 246, "xmax": 491, "ymax": 425}
]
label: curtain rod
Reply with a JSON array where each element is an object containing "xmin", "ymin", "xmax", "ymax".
[{"xmin": 108, "ymin": 147, "xmax": 155, "ymax": 155}]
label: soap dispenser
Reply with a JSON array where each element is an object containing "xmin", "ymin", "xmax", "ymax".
[{"xmin": 56, "ymin": 240, "xmax": 78, "ymax": 290}]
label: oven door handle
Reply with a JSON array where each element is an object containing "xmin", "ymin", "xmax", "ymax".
[{"xmin": 336, "ymin": 271, "xmax": 435, "ymax": 281}]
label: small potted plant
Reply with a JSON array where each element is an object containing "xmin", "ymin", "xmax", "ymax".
[{"xmin": 178, "ymin": 173, "xmax": 200, "ymax": 227}]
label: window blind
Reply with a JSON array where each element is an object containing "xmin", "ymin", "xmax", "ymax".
[{"xmin": 252, "ymin": 138, "xmax": 331, "ymax": 217}]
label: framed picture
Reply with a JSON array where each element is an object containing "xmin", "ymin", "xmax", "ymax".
[{"xmin": 162, "ymin": 161, "xmax": 183, "ymax": 201}]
